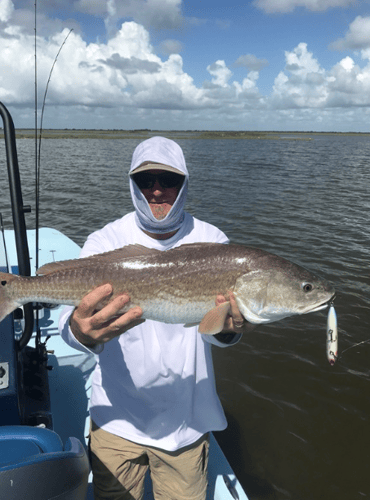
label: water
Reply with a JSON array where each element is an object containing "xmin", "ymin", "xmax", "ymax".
[{"xmin": 1, "ymin": 135, "xmax": 370, "ymax": 499}]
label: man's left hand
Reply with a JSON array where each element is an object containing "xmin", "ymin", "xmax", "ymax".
[{"xmin": 216, "ymin": 291, "xmax": 257, "ymax": 333}]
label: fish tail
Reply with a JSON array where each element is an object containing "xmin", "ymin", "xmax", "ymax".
[{"xmin": 0, "ymin": 272, "xmax": 21, "ymax": 323}]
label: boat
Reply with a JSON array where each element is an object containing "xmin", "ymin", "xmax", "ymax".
[{"xmin": 0, "ymin": 101, "xmax": 249, "ymax": 500}]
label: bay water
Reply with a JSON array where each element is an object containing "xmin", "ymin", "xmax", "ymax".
[{"xmin": 1, "ymin": 134, "xmax": 369, "ymax": 500}]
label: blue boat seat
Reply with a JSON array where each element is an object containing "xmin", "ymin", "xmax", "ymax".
[{"xmin": 0, "ymin": 426, "xmax": 89, "ymax": 500}]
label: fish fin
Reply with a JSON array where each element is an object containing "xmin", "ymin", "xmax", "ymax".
[
  {"xmin": 37, "ymin": 261, "xmax": 74, "ymax": 275},
  {"xmin": 0, "ymin": 272, "xmax": 21, "ymax": 322},
  {"xmin": 95, "ymin": 244, "xmax": 161, "ymax": 260},
  {"xmin": 199, "ymin": 302, "xmax": 231, "ymax": 335},
  {"xmin": 37, "ymin": 244, "xmax": 161, "ymax": 275},
  {"xmin": 169, "ymin": 242, "xmax": 225, "ymax": 251},
  {"xmin": 183, "ymin": 322, "xmax": 200, "ymax": 328}
]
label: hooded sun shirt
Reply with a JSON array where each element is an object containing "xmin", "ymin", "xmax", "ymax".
[
  {"xmin": 129, "ymin": 136, "xmax": 189, "ymax": 235},
  {"xmin": 59, "ymin": 135, "xmax": 243, "ymax": 452}
]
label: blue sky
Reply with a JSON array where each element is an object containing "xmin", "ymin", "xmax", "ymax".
[{"xmin": 1, "ymin": 0, "xmax": 370, "ymax": 131}]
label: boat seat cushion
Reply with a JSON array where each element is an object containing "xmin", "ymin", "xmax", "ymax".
[
  {"xmin": 0, "ymin": 426, "xmax": 63, "ymax": 466},
  {"xmin": 0, "ymin": 426, "xmax": 89, "ymax": 500}
]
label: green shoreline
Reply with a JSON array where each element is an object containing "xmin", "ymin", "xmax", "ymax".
[{"xmin": 1, "ymin": 129, "xmax": 370, "ymax": 140}]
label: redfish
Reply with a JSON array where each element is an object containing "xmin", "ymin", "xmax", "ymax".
[{"xmin": 0, "ymin": 243, "xmax": 335, "ymax": 334}]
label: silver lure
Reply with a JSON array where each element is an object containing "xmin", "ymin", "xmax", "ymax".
[{"xmin": 326, "ymin": 303, "xmax": 338, "ymax": 365}]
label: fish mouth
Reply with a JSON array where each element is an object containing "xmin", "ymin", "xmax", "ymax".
[
  {"xmin": 307, "ymin": 303, "xmax": 329, "ymax": 314},
  {"xmin": 303, "ymin": 293, "xmax": 336, "ymax": 315}
]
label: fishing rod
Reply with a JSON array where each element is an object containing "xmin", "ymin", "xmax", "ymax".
[
  {"xmin": 34, "ymin": 0, "xmax": 73, "ymax": 274},
  {"xmin": 35, "ymin": 31, "xmax": 73, "ymax": 268}
]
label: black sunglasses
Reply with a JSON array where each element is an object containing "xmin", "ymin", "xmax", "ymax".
[{"xmin": 132, "ymin": 172, "xmax": 184, "ymax": 190}]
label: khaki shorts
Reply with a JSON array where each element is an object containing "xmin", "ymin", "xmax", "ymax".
[{"xmin": 89, "ymin": 420, "xmax": 209, "ymax": 500}]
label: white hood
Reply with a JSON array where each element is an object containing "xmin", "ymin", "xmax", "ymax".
[{"xmin": 129, "ymin": 136, "xmax": 189, "ymax": 234}]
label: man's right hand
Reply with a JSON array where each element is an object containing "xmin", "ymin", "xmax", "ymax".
[{"xmin": 70, "ymin": 284, "xmax": 144, "ymax": 348}]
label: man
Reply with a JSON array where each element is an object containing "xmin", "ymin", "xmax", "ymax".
[{"xmin": 59, "ymin": 136, "xmax": 247, "ymax": 500}]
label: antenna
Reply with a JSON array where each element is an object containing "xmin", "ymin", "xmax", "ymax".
[
  {"xmin": 34, "ymin": 0, "xmax": 41, "ymax": 343},
  {"xmin": 34, "ymin": 0, "xmax": 39, "ymax": 271}
]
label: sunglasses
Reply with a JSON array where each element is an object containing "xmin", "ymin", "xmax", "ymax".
[{"xmin": 132, "ymin": 172, "xmax": 184, "ymax": 190}]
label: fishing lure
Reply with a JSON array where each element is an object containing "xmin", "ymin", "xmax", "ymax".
[{"xmin": 326, "ymin": 303, "xmax": 338, "ymax": 365}]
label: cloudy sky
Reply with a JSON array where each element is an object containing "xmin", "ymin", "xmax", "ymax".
[{"xmin": 1, "ymin": 0, "xmax": 370, "ymax": 131}]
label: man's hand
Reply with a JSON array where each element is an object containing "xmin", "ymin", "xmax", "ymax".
[
  {"xmin": 216, "ymin": 291, "xmax": 257, "ymax": 333},
  {"xmin": 70, "ymin": 284, "xmax": 144, "ymax": 348}
]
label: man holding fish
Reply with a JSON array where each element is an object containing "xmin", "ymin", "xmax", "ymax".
[
  {"xmin": 59, "ymin": 136, "xmax": 247, "ymax": 500},
  {"xmin": 0, "ymin": 136, "xmax": 335, "ymax": 497}
]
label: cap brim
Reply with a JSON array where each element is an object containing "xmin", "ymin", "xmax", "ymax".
[{"xmin": 130, "ymin": 163, "xmax": 185, "ymax": 176}]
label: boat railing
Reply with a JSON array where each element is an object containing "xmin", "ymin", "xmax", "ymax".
[{"xmin": 0, "ymin": 101, "xmax": 34, "ymax": 349}]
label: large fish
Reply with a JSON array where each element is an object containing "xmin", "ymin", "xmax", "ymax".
[{"xmin": 0, "ymin": 243, "xmax": 334, "ymax": 334}]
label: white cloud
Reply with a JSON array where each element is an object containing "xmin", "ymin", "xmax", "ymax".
[
  {"xmin": 128, "ymin": 0, "xmax": 183, "ymax": 30},
  {"xmin": 272, "ymin": 43, "xmax": 328, "ymax": 108},
  {"xmin": 0, "ymin": 0, "xmax": 14, "ymax": 22},
  {"xmin": 233, "ymin": 71, "xmax": 263, "ymax": 102},
  {"xmin": 0, "ymin": 20, "xmax": 211, "ymax": 114},
  {"xmin": 158, "ymin": 39, "xmax": 183, "ymax": 55},
  {"xmin": 326, "ymin": 57, "xmax": 370, "ymax": 107},
  {"xmin": 234, "ymin": 54, "xmax": 269, "ymax": 72},
  {"xmin": 285, "ymin": 42, "xmax": 322, "ymax": 75},
  {"xmin": 206, "ymin": 60, "xmax": 233, "ymax": 88},
  {"xmin": 253, "ymin": 0, "xmax": 357, "ymax": 14},
  {"xmin": 1, "ymin": 3, "xmax": 81, "ymax": 38},
  {"xmin": 73, "ymin": 0, "xmax": 106, "ymax": 16},
  {"xmin": 331, "ymin": 16, "xmax": 370, "ymax": 51},
  {"xmin": 100, "ymin": 0, "xmax": 183, "ymax": 31},
  {"xmin": 271, "ymin": 42, "xmax": 370, "ymax": 111},
  {"xmin": 339, "ymin": 56, "xmax": 355, "ymax": 72},
  {"xmin": 99, "ymin": 54, "xmax": 161, "ymax": 74},
  {"xmin": 22, "ymin": 0, "xmax": 184, "ymax": 37},
  {"xmin": 3, "ymin": 2, "xmax": 370, "ymax": 132}
]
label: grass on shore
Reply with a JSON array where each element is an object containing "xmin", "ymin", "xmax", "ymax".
[{"xmin": 1, "ymin": 129, "xmax": 369, "ymax": 140}]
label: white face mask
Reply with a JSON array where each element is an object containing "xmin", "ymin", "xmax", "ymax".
[{"xmin": 129, "ymin": 137, "xmax": 189, "ymax": 234}]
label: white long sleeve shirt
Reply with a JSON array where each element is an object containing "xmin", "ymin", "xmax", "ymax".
[{"xmin": 59, "ymin": 212, "xmax": 241, "ymax": 451}]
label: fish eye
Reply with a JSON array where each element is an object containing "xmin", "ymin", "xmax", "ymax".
[{"xmin": 302, "ymin": 283, "xmax": 313, "ymax": 293}]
